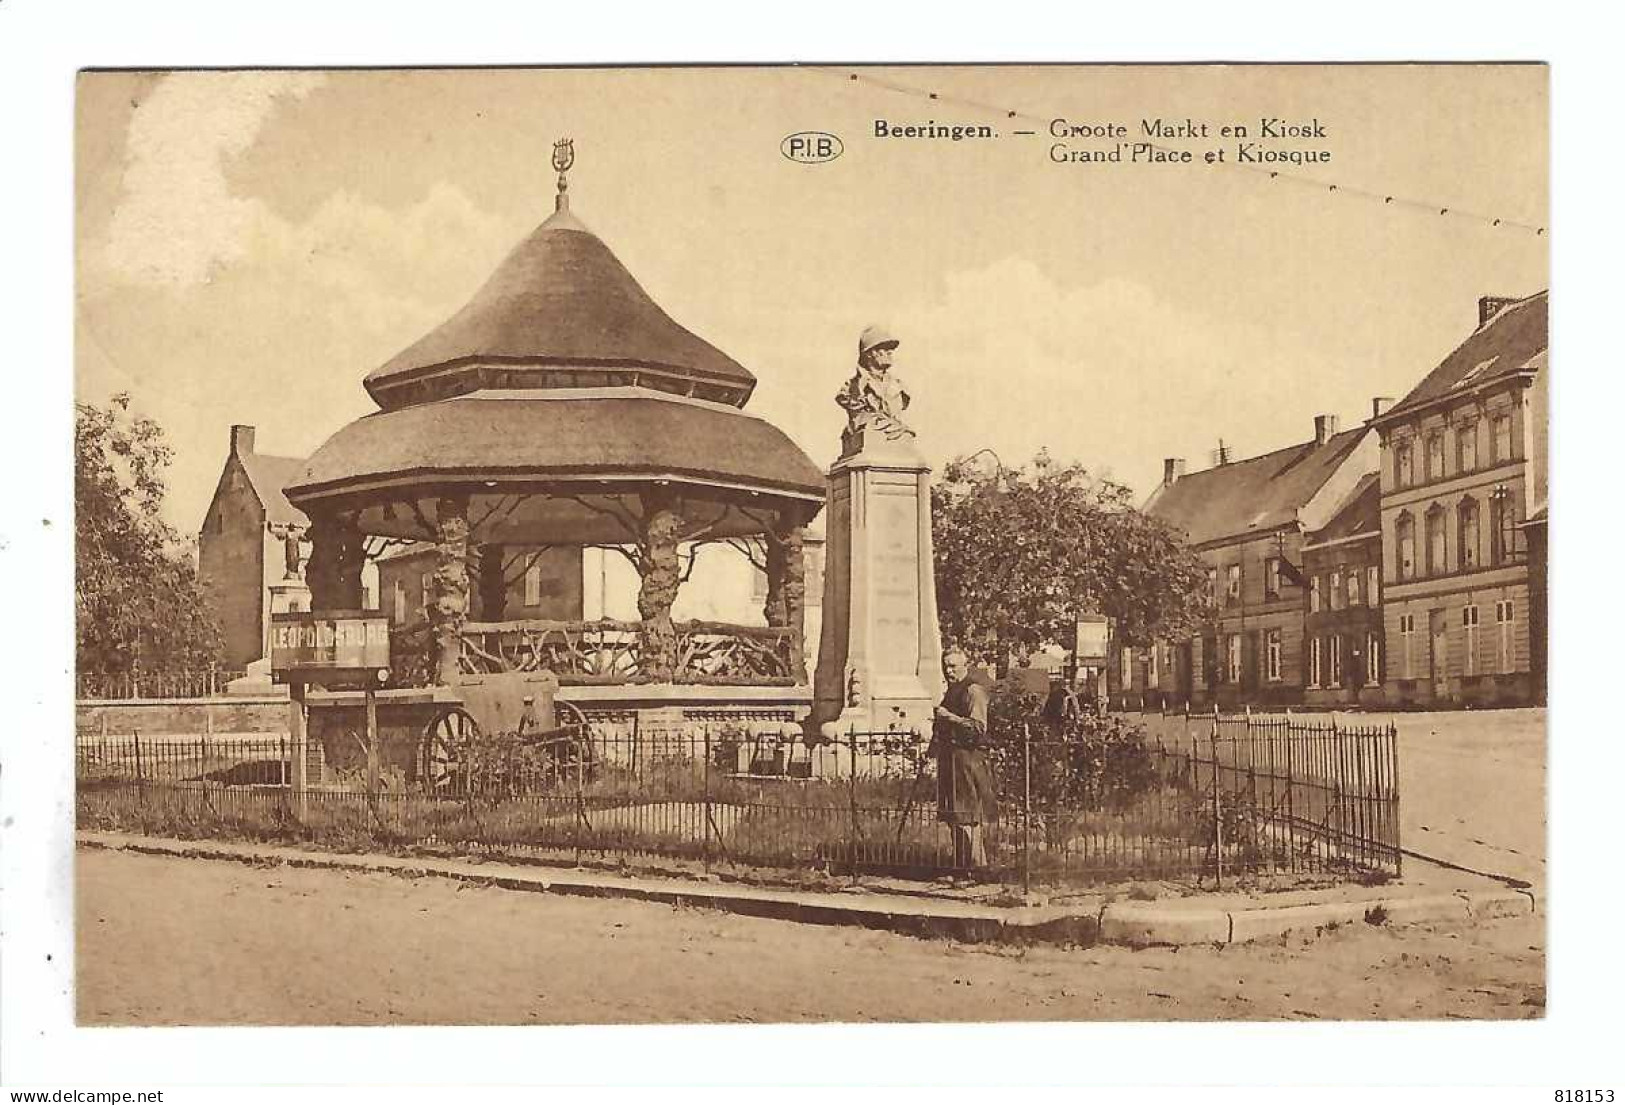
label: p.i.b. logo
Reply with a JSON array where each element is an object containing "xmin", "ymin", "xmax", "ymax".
[{"xmin": 781, "ymin": 131, "xmax": 844, "ymax": 164}]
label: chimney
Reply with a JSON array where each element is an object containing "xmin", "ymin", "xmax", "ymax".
[
  {"xmin": 1313, "ymin": 414, "xmax": 1339, "ymax": 447},
  {"xmin": 1211, "ymin": 441, "xmax": 1232, "ymax": 467},
  {"xmin": 1371, "ymin": 396, "xmax": 1395, "ymax": 421},
  {"xmin": 230, "ymin": 424, "xmax": 256, "ymax": 457},
  {"xmin": 1162, "ymin": 457, "xmax": 1186, "ymax": 486},
  {"xmin": 1478, "ymin": 295, "xmax": 1519, "ymax": 328}
]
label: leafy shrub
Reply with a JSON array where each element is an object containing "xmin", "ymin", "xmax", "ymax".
[{"xmin": 983, "ymin": 675, "xmax": 1161, "ymax": 813}]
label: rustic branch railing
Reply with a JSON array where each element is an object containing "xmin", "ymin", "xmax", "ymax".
[
  {"xmin": 77, "ymin": 669, "xmax": 249, "ymax": 700},
  {"xmin": 451, "ymin": 619, "xmax": 800, "ymax": 685}
]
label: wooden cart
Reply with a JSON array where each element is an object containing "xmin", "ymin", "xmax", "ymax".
[{"xmin": 416, "ymin": 671, "xmax": 596, "ymax": 796}]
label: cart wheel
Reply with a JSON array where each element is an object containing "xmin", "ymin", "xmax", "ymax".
[{"xmin": 422, "ymin": 707, "xmax": 479, "ymax": 794}]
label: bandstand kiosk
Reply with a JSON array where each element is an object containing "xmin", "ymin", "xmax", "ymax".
[{"xmin": 281, "ymin": 142, "xmax": 825, "ymax": 790}]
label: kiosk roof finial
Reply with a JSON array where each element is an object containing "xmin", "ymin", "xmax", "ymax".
[{"xmin": 552, "ymin": 137, "xmax": 575, "ymax": 212}]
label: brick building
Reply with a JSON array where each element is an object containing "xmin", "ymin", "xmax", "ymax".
[
  {"xmin": 1132, "ymin": 413, "xmax": 1379, "ymax": 709},
  {"xmin": 1371, "ymin": 292, "xmax": 1548, "ymax": 707},
  {"xmin": 197, "ymin": 425, "xmax": 312, "ymax": 668},
  {"xmin": 1300, "ymin": 470, "xmax": 1385, "ymax": 708}
]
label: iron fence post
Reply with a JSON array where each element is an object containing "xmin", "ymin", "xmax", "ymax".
[
  {"xmin": 574, "ymin": 723, "xmax": 588, "ymax": 868},
  {"xmin": 289, "ymin": 681, "xmax": 308, "ymax": 824},
  {"xmin": 1391, "ymin": 721, "xmax": 1403, "ymax": 876},
  {"xmin": 1022, "ymin": 721, "xmax": 1032, "ymax": 897},
  {"xmin": 1212, "ymin": 734, "xmax": 1224, "ymax": 890},
  {"xmin": 702, "ymin": 726, "xmax": 712, "ymax": 873},
  {"xmin": 847, "ymin": 729, "xmax": 860, "ymax": 886}
]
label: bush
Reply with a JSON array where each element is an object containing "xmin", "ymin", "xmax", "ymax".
[{"xmin": 983, "ymin": 675, "xmax": 1161, "ymax": 813}]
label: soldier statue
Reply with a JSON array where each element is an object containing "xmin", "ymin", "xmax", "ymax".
[{"xmin": 836, "ymin": 325, "xmax": 914, "ymax": 442}]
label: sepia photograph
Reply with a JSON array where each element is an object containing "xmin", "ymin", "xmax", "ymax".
[{"xmin": 65, "ymin": 62, "xmax": 1549, "ymax": 1031}]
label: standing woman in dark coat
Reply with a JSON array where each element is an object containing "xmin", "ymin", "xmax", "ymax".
[{"xmin": 934, "ymin": 648, "xmax": 997, "ymax": 869}]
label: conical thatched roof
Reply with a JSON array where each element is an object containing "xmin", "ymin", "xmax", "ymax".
[{"xmin": 363, "ymin": 204, "xmax": 757, "ymax": 411}]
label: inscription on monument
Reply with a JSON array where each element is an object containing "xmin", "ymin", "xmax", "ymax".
[{"xmin": 872, "ymin": 485, "xmax": 921, "ymax": 673}]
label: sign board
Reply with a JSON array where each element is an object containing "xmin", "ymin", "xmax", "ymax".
[
  {"xmin": 1073, "ymin": 614, "xmax": 1112, "ymax": 663},
  {"xmin": 271, "ymin": 611, "xmax": 390, "ymax": 684}
]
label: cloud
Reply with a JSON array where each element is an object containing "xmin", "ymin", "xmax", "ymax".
[
  {"xmin": 888, "ymin": 259, "xmax": 1348, "ymax": 493},
  {"xmin": 98, "ymin": 71, "xmax": 326, "ymax": 287}
]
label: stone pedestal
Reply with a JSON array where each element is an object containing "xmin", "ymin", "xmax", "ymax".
[
  {"xmin": 268, "ymin": 576, "xmax": 312, "ymax": 618},
  {"xmin": 813, "ymin": 428, "xmax": 943, "ymax": 738}
]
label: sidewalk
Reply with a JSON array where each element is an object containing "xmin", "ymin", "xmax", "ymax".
[{"xmin": 76, "ymin": 830, "xmax": 1539, "ymax": 948}]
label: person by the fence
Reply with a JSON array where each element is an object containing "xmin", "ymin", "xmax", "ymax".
[
  {"xmin": 933, "ymin": 648, "xmax": 996, "ymax": 870},
  {"xmin": 1040, "ymin": 668, "xmax": 1084, "ymax": 733}
]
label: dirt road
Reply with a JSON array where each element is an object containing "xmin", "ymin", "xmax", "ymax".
[{"xmin": 76, "ymin": 849, "xmax": 1544, "ymax": 1025}]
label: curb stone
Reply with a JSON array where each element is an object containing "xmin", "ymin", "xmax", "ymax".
[
  {"xmin": 76, "ymin": 831, "xmax": 1531, "ymax": 949},
  {"xmin": 1098, "ymin": 904, "xmax": 1231, "ymax": 947}
]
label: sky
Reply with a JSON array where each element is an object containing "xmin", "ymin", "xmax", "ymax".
[{"xmin": 74, "ymin": 65, "xmax": 1548, "ymax": 534}]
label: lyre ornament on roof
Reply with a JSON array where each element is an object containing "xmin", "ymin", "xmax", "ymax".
[{"xmin": 552, "ymin": 137, "xmax": 575, "ymax": 209}]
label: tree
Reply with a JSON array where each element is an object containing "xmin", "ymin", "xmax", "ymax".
[
  {"xmin": 76, "ymin": 393, "xmax": 222, "ymax": 673},
  {"xmin": 931, "ymin": 450, "xmax": 1207, "ymax": 670}
]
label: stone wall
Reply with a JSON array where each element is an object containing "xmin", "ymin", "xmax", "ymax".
[{"xmin": 76, "ymin": 696, "xmax": 291, "ymax": 740}]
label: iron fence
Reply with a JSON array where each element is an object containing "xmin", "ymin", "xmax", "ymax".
[
  {"xmin": 77, "ymin": 669, "xmax": 249, "ymax": 700},
  {"xmin": 76, "ymin": 712, "xmax": 1399, "ymax": 888}
]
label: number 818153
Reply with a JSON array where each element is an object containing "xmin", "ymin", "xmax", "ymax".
[{"xmin": 1556, "ymin": 1092, "xmax": 1615, "ymax": 1103}]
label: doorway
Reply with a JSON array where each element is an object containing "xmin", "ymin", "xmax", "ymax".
[{"xmin": 1429, "ymin": 609, "xmax": 1450, "ymax": 701}]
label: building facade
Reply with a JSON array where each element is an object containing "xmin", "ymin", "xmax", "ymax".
[
  {"xmin": 1371, "ymin": 292, "xmax": 1547, "ymax": 708},
  {"xmin": 197, "ymin": 425, "xmax": 313, "ymax": 668},
  {"xmin": 1129, "ymin": 413, "xmax": 1380, "ymax": 709},
  {"xmin": 1300, "ymin": 472, "xmax": 1385, "ymax": 708}
]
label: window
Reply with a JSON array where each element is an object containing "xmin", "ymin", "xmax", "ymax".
[
  {"xmin": 1121, "ymin": 647, "xmax": 1135, "ymax": 689},
  {"xmin": 1226, "ymin": 564, "xmax": 1242, "ymax": 606},
  {"xmin": 1425, "ymin": 508, "xmax": 1447, "ymax": 576},
  {"xmin": 1496, "ymin": 599, "xmax": 1516, "ymax": 673},
  {"xmin": 1365, "ymin": 630, "xmax": 1383, "ymax": 685},
  {"xmin": 1462, "ymin": 604, "xmax": 1480, "ymax": 676},
  {"xmin": 1148, "ymin": 644, "xmax": 1160, "ymax": 687},
  {"xmin": 1308, "ymin": 636, "xmax": 1322, "ymax": 688},
  {"xmin": 1265, "ymin": 557, "xmax": 1281, "ymax": 598},
  {"xmin": 1492, "ymin": 415, "xmax": 1513, "ymax": 463},
  {"xmin": 1226, "ymin": 634, "xmax": 1242, "ymax": 684},
  {"xmin": 1266, "ymin": 629, "xmax": 1282, "ymax": 682},
  {"xmin": 1426, "ymin": 433, "xmax": 1446, "ymax": 481},
  {"xmin": 420, "ymin": 572, "xmax": 432, "ymax": 614},
  {"xmin": 1395, "ymin": 442, "xmax": 1414, "ymax": 488},
  {"xmin": 393, "ymin": 580, "xmax": 406, "ymax": 625},
  {"xmin": 1489, "ymin": 489, "xmax": 1516, "ymax": 565},
  {"xmin": 1458, "ymin": 499, "xmax": 1481, "ymax": 570},
  {"xmin": 1367, "ymin": 565, "xmax": 1380, "ymax": 606},
  {"xmin": 1457, "ymin": 423, "xmax": 1478, "ymax": 473},
  {"xmin": 1396, "ymin": 515, "xmax": 1416, "ymax": 580},
  {"xmin": 1347, "ymin": 566, "xmax": 1362, "ymax": 606},
  {"xmin": 1329, "ymin": 635, "xmax": 1343, "ymax": 685},
  {"xmin": 524, "ymin": 563, "xmax": 542, "ymax": 607},
  {"xmin": 1329, "ymin": 570, "xmax": 1344, "ymax": 611},
  {"xmin": 1399, "ymin": 613, "xmax": 1416, "ymax": 679},
  {"xmin": 1310, "ymin": 575, "xmax": 1322, "ymax": 613},
  {"xmin": 1206, "ymin": 567, "xmax": 1219, "ymax": 607}
]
